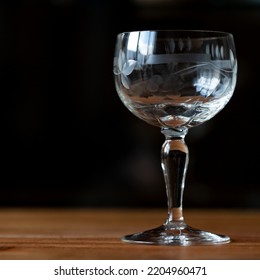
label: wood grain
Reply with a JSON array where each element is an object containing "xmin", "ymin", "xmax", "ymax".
[{"xmin": 0, "ymin": 208, "xmax": 259, "ymax": 260}]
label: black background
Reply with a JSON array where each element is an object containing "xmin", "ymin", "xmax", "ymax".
[{"xmin": 1, "ymin": 0, "xmax": 260, "ymax": 208}]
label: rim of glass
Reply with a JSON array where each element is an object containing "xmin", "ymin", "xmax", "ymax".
[{"xmin": 117, "ymin": 29, "xmax": 233, "ymax": 39}]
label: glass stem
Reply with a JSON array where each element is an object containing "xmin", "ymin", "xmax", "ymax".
[{"xmin": 161, "ymin": 127, "xmax": 189, "ymax": 225}]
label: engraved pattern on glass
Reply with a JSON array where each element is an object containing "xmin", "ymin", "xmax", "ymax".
[{"xmin": 113, "ymin": 30, "xmax": 237, "ymax": 245}]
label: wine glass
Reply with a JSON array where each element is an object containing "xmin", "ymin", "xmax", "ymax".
[{"xmin": 113, "ymin": 30, "xmax": 237, "ymax": 245}]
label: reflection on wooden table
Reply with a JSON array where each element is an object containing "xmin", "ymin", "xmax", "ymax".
[{"xmin": 0, "ymin": 208, "xmax": 259, "ymax": 260}]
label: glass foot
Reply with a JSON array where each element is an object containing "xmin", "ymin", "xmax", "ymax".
[{"xmin": 122, "ymin": 223, "xmax": 230, "ymax": 246}]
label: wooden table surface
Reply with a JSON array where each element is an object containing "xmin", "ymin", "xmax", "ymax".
[{"xmin": 0, "ymin": 208, "xmax": 259, "ymax": 260}]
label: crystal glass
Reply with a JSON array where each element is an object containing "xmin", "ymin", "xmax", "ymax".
[{"xmin": 113, "ymin": 30, "xmax": 237, "ymax": 245}]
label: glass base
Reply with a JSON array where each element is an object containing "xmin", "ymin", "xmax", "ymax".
[{"xmin": 122, "ymin": 223, "xmax": 230, "ymax": 246}]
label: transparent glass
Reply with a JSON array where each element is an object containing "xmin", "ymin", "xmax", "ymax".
[{"xmin": 113, "ymin": 30, "xmax": 237, "ymax": 245}]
